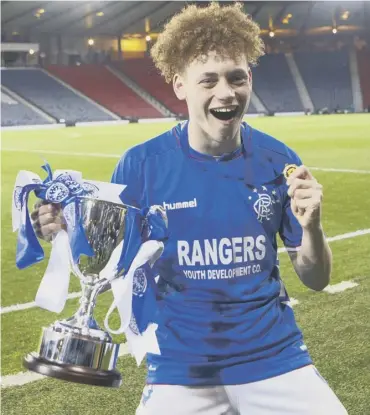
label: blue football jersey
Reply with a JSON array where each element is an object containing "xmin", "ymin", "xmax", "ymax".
[{"xmin": 112, "ymin": 121, "xmax": 312, "ymax": 386}]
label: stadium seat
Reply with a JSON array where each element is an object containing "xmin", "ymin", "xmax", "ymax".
[
  {"xmin": 46, "ymin": 64, "xmax": 162, "ymax": 119},
  {"xmin": 1, "ymin": 89, "xmax": 52, "ymax": 126},
  {"xmin": 115, "ymin": 59, "xmax": 188, "ymax": 116},
  {"xmin": 294, "ymin": 49, "xmax": 353, "ymax": 112},
  {"xmin": 251, "ymin": 54, "xmax": 303, "ymax": 113},
  {"xmin": 1, "ymin": 68, "xmax": 115, "ymax": 123}
]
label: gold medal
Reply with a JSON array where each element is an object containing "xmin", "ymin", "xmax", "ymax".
[{"xmin": 283, "ymin": 164, "xmax": 298, "ymax": 179}]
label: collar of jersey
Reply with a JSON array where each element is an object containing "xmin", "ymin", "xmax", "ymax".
[
  {"xmin": 175, "ymin": 121, "xmax": 249, "ymax": 162},
  {"xmin": 173, "ymin": 121, "xmax": 282, "ymax": 187}
]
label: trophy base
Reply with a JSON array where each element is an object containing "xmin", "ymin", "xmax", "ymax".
[{"xmin": 24, "ymin": 352, "xmax": 122, "ymax": 388}]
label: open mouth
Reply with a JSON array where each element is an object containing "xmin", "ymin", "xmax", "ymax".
[{"xmin": 210, "ymin": 106, "xmax": 239, "ymax": 121}]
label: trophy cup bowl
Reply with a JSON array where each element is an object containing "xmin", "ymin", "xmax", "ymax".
[{"xmin": 24, "ymin": 198, "xmax": 132, "ymax": 387}]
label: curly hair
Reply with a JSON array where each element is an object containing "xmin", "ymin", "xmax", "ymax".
[{"xmin": 150, "ymin": 2, "xmax": 265, "ymax": 83}]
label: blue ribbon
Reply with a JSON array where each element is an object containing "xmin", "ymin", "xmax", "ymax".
[
  {"xmin": 15, "ymin": 163, "xmax": 94, "ymax": 269},
  {"xmin": 116, "ymin": 195, "xmax": 169, "ymax": 334}
]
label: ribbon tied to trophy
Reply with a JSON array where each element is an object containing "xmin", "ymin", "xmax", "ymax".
[{"xmin": 12, "ymin": 163, "xmax": 168, "ymax": 379}]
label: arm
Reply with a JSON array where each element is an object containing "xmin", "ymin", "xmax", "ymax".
[
  {"xmin": 286, "ymin": 165, "xmax": 331, "ymax": 291},
  {"xmin": 33, "ymin": 150, "xmax": 141, "ymax": 240},
  {"xmin": 288, "ymin": 225, "xmax": 331, "ymax": 291}
]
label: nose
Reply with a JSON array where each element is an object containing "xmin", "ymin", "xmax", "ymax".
[{"xmin": 214, "ymin": 78, "xmax": 235, "ymax": 101}]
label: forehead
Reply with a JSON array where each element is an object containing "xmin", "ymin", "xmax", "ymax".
[{"xmin": 184, "ymin": 51, "xmax": 248, "ymax": 78}]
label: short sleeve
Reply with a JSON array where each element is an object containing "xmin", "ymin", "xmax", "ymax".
[
  {"xmin": 111, "ymin": 151, "xmax": 143, "ymax": 208},
  {"xmin": 278, "ymin": 152, "xmax": 303, "ymax": 251}
]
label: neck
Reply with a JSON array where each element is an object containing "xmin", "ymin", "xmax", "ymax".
[{"xmin": 188, "ymin": 122, "xmax": 242, "ymax": 156}]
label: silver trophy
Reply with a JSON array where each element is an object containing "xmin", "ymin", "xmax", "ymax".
[{"xmin": 24, "ymin": 198, "xmax": 133, "ymax": 387}]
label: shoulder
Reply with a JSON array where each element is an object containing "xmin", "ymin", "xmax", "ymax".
[
  {"xmin": 250, "ymin": 126, "xmax": 302, "ymax": 165},
  {"xmin": 119, "ymin": 125, "xmax": 180, "ymax": 166}
]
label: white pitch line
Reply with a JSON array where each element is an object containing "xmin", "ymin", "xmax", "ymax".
[
  {"xmin": 0, "ymin": 343, "xmax": 130, "ymax": 389},
  {"xmin": 1, "ymin": 228, "xmax": 369, "ymax": 316},
  {"xmin": 1, "ymin": 148, "xmax": 121, "ymax": 159},
  {"xmin": 0, "ymin": 292, "xmax": 82, "ymax": 315},
  {"xmin": 323, "ymin": 280, "xmax": 359, "ymax": 294},
  {"xmin": 2, "ymin": 148, "xmax": 370, "ymax": 174},
  {"xmin": 309, "ymin": 167, "xmax": 370, "ymax": 174},
  {"xmin": 277, "ymin": 228, "xmax": 370, "ymax": 254}
]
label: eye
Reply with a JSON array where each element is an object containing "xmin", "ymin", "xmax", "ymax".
[
  {"xmin": 200, "ymin": 79, "xmax": 217, "ymax": 88},
  {"xmin": 231, "ymin": 76, "xmax": 247, "ymax": 85}
]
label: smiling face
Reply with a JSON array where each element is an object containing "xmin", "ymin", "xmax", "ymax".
[{"xmin": 173, "ymin": 51, "xmax": 252, "ymax": 151}]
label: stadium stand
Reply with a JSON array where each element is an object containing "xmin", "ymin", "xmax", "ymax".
[
  {"xmin": 251, "ymin": 53, "xmax": 303, "ymax": 113},
  {"xmin": 116, "ymin": 59, "xmax": 258, "ymax": 116},
  {"xmin": 357, "ymin": 48, "xmax": 370, "ymax": 110},
  {"xmin": 115, "ymin": 59, "xmax": 188, "ymax": 116},
  {"xmin": 46, "ymin": 64, "xmax": 162, "ymax": 119},
  {"xmin": 294, "ymin": 50, "xmax": 353, "ymax": 112},
  {"xmin": 1, "ymin": 89, "xmax": 52, "ymax": 126},
  {"xmin": 247, "ymin": 101, "xmax": 257, "ymax": 114},
  {"xmin": 1, "ymin": 68, "xmax": 115, "ymax": 122}
]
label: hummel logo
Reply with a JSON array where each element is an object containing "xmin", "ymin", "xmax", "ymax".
[{"xmin": 163, "ymin": 198, "xmax": 197, "ymax": 211}]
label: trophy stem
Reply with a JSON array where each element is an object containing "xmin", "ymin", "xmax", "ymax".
[{"xmin": 61, "ymin": 275, "xmax": 109, "ymax": 336}]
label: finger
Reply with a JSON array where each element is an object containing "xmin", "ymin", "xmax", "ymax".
[
  {"xmin": 31, "ymin": 199, "xmax": 48, "ymax": 220},
  {"xmin": 287, "ymin": 165, "xmax": 314, "ymax": 184},
  {"xmin": 291, "ymin": 198, "xmax": 298, "ymax": 215},
  {"xmin": 33, "ymin": 199, "xmax": 48, "ymax": 211},
  {"xmin": 291, "ymin": 188, "xmax": 315, "ymax": 200},
  {"xmin": 287, "ymin": 179, "xmax": 318, "ymax": 197},
  {"xmin": 38, "ymin": 203, "xmax": 61, "ymax": 217},
  {"xmin": 294, "ymin": 198, "xmax": 321, "ymax": 210},
  {"xmin": 40, "ymin": 223, "xmax": 63, "ymax": 237},
  {"xmin": 30, "ymin": 208, "xmax": 40, "ymax": 221},
  {"xmin": 39, "ymin": 212, "xmax": 64, "ymax": 227}
]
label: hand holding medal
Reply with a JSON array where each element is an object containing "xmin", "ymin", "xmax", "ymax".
[{"xmin": 285, "ymin": 164, "xmax": 323, "ymax": 230}]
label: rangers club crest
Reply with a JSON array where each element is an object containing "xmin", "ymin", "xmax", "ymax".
[
  {"xmin": 133, "ymin": 268, "xmax": 148, "ymax": 297},
  {"xmin": 250, "ymin": 186, "xmax": 280, "ymax": 223},
  {"xmin": 54, "ymin": 174, "xmax": 83, "ymax": 195},
  {"xmin": 45, "ymin": 182, "xmax": 69, "ymax": 203}
]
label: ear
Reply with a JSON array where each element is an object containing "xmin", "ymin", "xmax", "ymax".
[
  {"xmin": 173, "ymin": 74, "xmax": 186, "ymax": 100},
  {"xmin": 248, "ymin": 68, "xmax": 252, "ymax": 87}
]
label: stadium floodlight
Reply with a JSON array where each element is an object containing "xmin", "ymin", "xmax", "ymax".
[
  {"xmin": 332, "ymin": 28, "xmax": 338, "ymax": 34},
  {"xmin": 96, "ymin": 11, "xmax": 104, "ymax": 17},
  {"xmin": 146, "ymin": 35, "xmax": 152, "ymax": 42},
  {"xmin": 29, "ymin": 49, "xmax": 35, "ymax": 55},
  {"xmin": 88, "ymin": 38, "xmax": 95, "ymax": 46},
  {"xmin": 269, "ymin": 31, "xmax": 275, "ymax": 38}
]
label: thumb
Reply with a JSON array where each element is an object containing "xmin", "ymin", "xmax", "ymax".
[{"xmin": 291, "ymin": 198, "xmax": 298, "ymax": 216}]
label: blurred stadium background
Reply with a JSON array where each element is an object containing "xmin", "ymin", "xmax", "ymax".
[{"xmin": 1, "ymin": 1, "xmax": 370, "ymax": 415}]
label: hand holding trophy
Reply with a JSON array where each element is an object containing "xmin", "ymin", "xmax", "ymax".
[{"xmin": 12, "ymin": 163, "xmax": 168, "ymax": 387}]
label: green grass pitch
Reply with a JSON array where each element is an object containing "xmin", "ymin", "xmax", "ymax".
[{"xmin": 1, "ymin": 114, "xmax": 370, "ymax": 414}]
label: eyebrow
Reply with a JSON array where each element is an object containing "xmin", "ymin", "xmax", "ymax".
[{"xmin": 198, "ymin": 69, "xmax": 248, "ymax": 78}]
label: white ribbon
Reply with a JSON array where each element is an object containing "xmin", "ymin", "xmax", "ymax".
[
  {"xmin": 104, "ymin": 239, "xmax": 164, "ymax": 364},
  {"xmin": 35, "ymin": 230, "xmax": 72, "ymax": 312}
]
